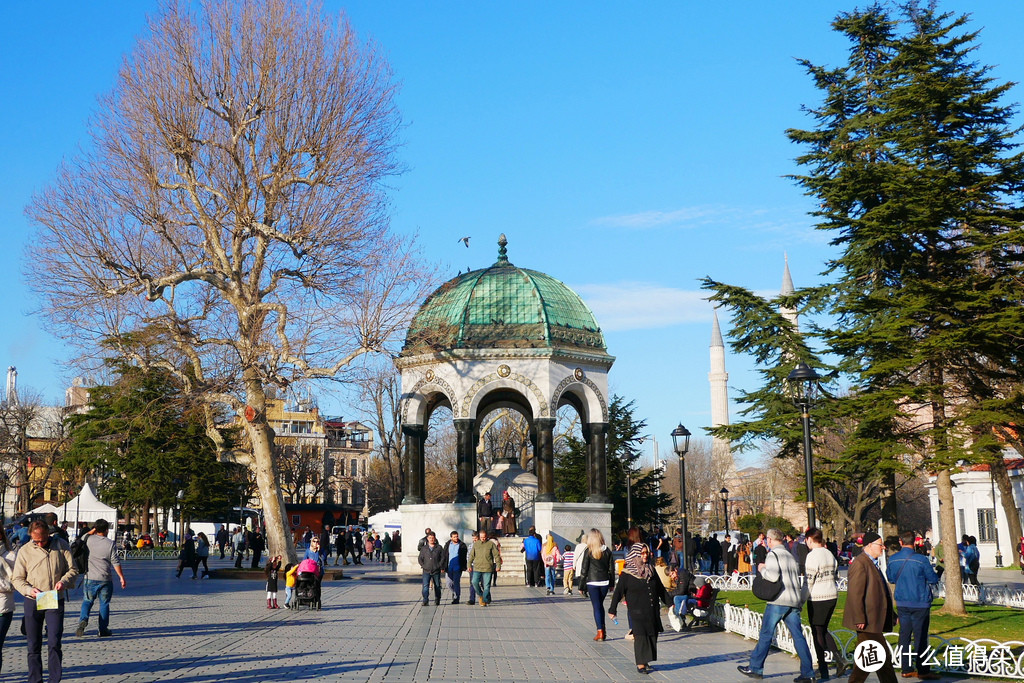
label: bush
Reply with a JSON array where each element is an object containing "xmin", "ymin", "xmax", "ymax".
[{"xmin": 735, "ymin": 513, "xmax": 798, "ymax": 538}]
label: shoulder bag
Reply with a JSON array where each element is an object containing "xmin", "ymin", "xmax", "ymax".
[{"xmin": 752, "ymin": 553, "xmax": 784, "ymax": 601}]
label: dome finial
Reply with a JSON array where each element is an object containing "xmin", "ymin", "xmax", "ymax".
[{"xmin": 496, "ymin": 233, "xmax": 509, "ymax": 264}]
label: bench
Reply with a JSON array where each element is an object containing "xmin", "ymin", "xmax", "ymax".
[{"xmin": 684, "ymin": 587, "xmax": 720, "ymax": 631}]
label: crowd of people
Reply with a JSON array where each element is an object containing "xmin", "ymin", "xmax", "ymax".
[{"xmin": 0, "ymin": 513, "xmax": 126, "ymax": 683}]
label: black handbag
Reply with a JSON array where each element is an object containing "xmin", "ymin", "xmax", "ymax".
[{"xmin": 752, "ymin": 553, "xmax": 784, "ymax": 601}]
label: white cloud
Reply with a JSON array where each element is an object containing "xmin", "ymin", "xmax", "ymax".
[
  {"xmin": 590, "ymin": 204, "xmax": 828, "ymax": 248},
  {"xmin": 571, "ymin": 282, "xmax": 710, "ymax": 332},
  {"xmin": 592, "ymin": 205, "xmax": 745, "ymax": 230}
]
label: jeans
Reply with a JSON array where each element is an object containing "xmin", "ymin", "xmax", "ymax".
[
  {"xmin": 25, "ymin": 597, "xmax": 64, "ymax": 683},
  {"xmin": 748, "ymin": 603, "xmax": 814, "ymax": 679},
  {"xmin": 284, "ymin": 586, "xmax": 294, "ymax": 606},
  {"xmin": 446, "ymin": 570, "xmax": 462, "ymax": 600},
  {"xmin": 897, "ymin": 606, "xmax": 932, "ymax": 673},
  {"xmin": 673, "ymin": 595, "xmax": 698, "ymax": 616},
  {"xmin": 471, "ymin": 570, "xmax": 493, "ymax": 604},
  {"xmin": 0, "ymin": 610, "xmax": 12, "ymax": 672},
  {"xmin": 545, "ymin": 567, "xmax": 557, "ymax": 591},
  {"xmin": 80, "ymin": 579, "xmax": 114, "ymax": 634},
  {"xmin": 587, "ymin": 583, "xmax": 609, "ymax": 631},
  {"xmin": 421, "ymin": 572, "xmax": 441, "ymax": 603}
]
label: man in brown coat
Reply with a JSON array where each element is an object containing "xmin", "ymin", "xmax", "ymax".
[{"xmin": 843, "ymin": 532, "xmax": 898, "ymax": 683}]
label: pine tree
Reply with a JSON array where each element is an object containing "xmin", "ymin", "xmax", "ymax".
[
  {"xmin": 63, "ymin": 361, "xmax": 244, "ymax": 528},
  {"xmin": 787, "ymin": 4, "xmax": 1024, "ymax": 615},
  {"xmin": 554, "ymin": 395, "xmax": 671, "ymax": 533}
]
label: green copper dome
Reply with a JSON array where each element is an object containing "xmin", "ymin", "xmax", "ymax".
[{"xmin": 402, "ymin": 235, "xmax": 606, "ymax": 354}]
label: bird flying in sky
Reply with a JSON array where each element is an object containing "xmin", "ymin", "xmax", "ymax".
[{"xmin": 458, "ymin": 236, "xmax": 470, "ymax": 248}]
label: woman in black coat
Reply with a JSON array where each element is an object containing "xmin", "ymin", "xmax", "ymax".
[
  {"xmin": 579, "ymin": 528, "xmax": 615, "ymax": 641},
  {"xmin": 609, "ymin": 543, "xmax": 670, "ymax": 674}
]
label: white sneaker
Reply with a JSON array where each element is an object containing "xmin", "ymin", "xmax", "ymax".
[{"xmin": 667, "ymin": 610, "xmax": 682, "ymax": 633}]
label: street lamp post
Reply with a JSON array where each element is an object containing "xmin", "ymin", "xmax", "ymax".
[
  {"xmin": 671, "ymin": 423, "xmax": 692, "ymax": 571},
  {"xmin": 787, "ymin": 362, "xmax": 819, "ymax": 531},
  {"xmin": 625, "ymin": 459, "xmax": 633, "ymax": 529},
  {"xmin": 990, "ymin": 470, "xmax": 1003, "ymax": 567},
  {"xmin": 720, "ymin": 487, "xmax": 730, "ymax": 537}
]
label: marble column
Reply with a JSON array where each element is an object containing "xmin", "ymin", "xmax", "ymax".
[
  {"xmin": 401, "ymin": 424, "xmax": 426, "ymax": 504},
  {"xmin": 454, "ymin": 419, "xmax": 477, "ymax": 503},
  {"xmin": 534, "ymin": 418, "xmax": 556, "ymax": 502},
  {"xmin": 585, "ymin": 422, "xmax": 609, "ymax": 503}
]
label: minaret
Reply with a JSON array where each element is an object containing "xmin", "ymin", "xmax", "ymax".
[
  {"xmin": 709, "ymin": 309, "xmax": 733, "ymax": 471},
  {"xmin": 779, "ymin": 254, "xmax": 799, "ymax": 330},
  {"xmin": 4, "ymin": 367, "xmax": 16, "ymax": 406}
]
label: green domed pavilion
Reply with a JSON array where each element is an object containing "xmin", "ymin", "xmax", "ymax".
[{"xmin": 402, "ymin": 234, "xmax": 606, "ymax": 356}]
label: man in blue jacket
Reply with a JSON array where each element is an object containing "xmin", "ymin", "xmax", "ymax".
[
  {"xmin": 886, "ymin": 530, "xmax": 939, "ymax": 680},
  {"xmin": 521, "ymin": 527, "xmax": 543, "ymax": 587}
]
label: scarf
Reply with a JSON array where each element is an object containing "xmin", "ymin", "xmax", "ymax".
[{"xmin": 624, "ymin": 543, "xmax": 652, "ymax": 580}]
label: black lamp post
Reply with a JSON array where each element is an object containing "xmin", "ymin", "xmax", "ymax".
[
  {"xmin": 720, "ymin": 487, "xmax": 730, "ymax": 537},
  {"xmin": 671, "ymin": 423, "xmax": 692, "ymax": 570},
  {"xmin": 787, "ymin": 361, "xmax": 819, "ymax": 531},
  {"xmin": 989, "ymin": 472, "xmax": 1003, "ymax": 567}
]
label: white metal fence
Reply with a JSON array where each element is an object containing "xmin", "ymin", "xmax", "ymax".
[
  {"xmin": 713, "ymin": 602, "xmax": 1024, "ymax": 679},
  {"xmin": 698, "ymin": 574, "xmax": 1024, "ymax": 609}
]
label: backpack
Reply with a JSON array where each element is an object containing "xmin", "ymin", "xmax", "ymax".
[{"xmin": 71, "ymin": 536, "xmax": 90, "ymax": 575}]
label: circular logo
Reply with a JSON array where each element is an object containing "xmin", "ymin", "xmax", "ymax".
[
  {"xmin": 497, "ymin": 364, "xmax": 511, "ymax": 378},
  {"xmin": 574, "ymin": 368, "xmax": 584, "ymax": 381},
  {"xmin": 425, "ymin": 369, "xmax": 434, "ymax": 381},
  {"xmin": 853, "ymin": 640, "xmax": 886, "ymax": 673}
]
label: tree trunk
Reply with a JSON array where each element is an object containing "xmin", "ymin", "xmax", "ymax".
[
  {"xmin": 879, "ymin": 469, "xmax": 898, "ymax": 538},
  {"xmin": 141, "ymin": 499, "xmax": 151, "ymax": 534},
  {"xmin": 990, "ymin": 455, "xmax": 1023, "ymax": 568},
  {"xmin": 244, "ymin": 373, "xmax": 297, "ymax": 564},
  {"xmin": 934, "ymin": 468, "xmax": 966, "ymax": 616}
]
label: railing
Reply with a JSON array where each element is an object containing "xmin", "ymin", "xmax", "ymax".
[
  {"xmin": 505, "ymin": 481, "xmax": 536, "ymax": 533},
  {"xmin": 115, "ymin": 548, "xmax": 180, "ymax": 561},
  {"xmin": 713, "ymin": 602, "xmax": 1024, "ymax": 679},
  {"xmin": 698, "ymin": 573, "xmax": 1024, "ymax": 609}
]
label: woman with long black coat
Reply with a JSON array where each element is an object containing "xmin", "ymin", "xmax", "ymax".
[{"xmin": 609, "ymin": 543, "xmax": 670, "ymax": 674}]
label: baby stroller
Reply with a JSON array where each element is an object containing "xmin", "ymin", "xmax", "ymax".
[{"xmin": 294, "ymin": 559, "xmax": 322, "ymax": 610}]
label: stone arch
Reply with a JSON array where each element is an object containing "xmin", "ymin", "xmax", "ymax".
[
  {"xmin": 550, "ymin": 375, "xmax": 607, "ymax": 424},
  {"xmin": 402, "ymin": 375, "xmax": 459, "ymax": 425},
  {"xmin": 462, "ymin": 372, "xmax": 549, "ymax": 422}
]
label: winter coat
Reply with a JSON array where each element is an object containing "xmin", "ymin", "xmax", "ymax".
[
  {"xmin": 468, "ymin": 539, "xmax": 501, "ymax": 573},
  {"xmin": 579, "ymin": 546, "xmax": 615, "ymax": 588},
  {"xmin": 886, "ymin": 547, "xmax": 938, "ymax": 609},
  {"xmin": 609, "ymin": 571, "xmax": 669, "ymax": 638},
  {"xmin": 12, "ymin": 536, "xmax": 77, "ymax": 599},
  {"xmin": 418, "ymin": 543, "xmax": 445, "ymax": 574},
  {"xmin": 843, "ymin": 552, "xmax": 895, "ymax": 633},
  {"xmin": 442, "ymin": 540, "xmax": 468, "ymax": 572},
  {"xmin": 760, "ymin": 546, "xmax": 807, "ymax": 608}
]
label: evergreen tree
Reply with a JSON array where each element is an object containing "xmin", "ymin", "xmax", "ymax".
[
  {"xmin": 554, "ymin": 395, "xmax": 671, "ymax": 533},
  {"xmin": 63, "ymin": 361, "xmax": 244, "ymax": 527},
  {"xmin": 786, "ymin": 4, "xmax": 1024, "ymax": 615}
]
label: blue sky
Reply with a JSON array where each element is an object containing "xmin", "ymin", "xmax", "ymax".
[{"xmin": 2, "ymin": 2, "xmax": 1022, "ymax": 467}]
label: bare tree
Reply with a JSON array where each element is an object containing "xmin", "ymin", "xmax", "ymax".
[
  {"xmin": 0, "ymin": 389, "xmax": 71, "ymax": 513},
  {"xmin": 350, "ymin": 364, "xmax": 405, "ymax": 511},
  {"xmin": 24, "ymin": 0, "xmax": 432, "ymax": 562},
  {"xmin": 660, "ymin": 439, "xmax": 728, "ymax": 527},
  {"xmin": 276, "ymin": 438, "xmax": 327, "ymax": 504},
  {"xmin": 424, "ymin": 409, "xmax": 456, "ymax": 503}
]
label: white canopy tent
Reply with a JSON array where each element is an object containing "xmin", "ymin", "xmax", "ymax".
[{"xmin": 30, "ymin": 483, "xmax": 117, "ymax": 539}]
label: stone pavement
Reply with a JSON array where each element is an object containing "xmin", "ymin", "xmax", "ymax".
[{"xmin": 0, "ymin": 553, "xmax": 990, "ymax": 682}]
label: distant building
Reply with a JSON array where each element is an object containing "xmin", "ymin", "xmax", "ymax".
[
  {"xmin": 926, "ymin": 453, "xmax": 1024, "ymax": 567},
  {"xmin": 262, "ymin": 391, "xmax": 372, "ymax": 520}
]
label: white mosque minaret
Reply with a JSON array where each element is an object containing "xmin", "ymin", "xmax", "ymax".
[
  {"xmin": 779, "ymin": 253, "xmax": 799, "ymax": 331},
  {"xmin": 709, "ymin": 258, "xmax": 798, "ymax": 478},
  {"xmin": 708, "ymin": 309, "xmax": 732, "ymax": 469}
]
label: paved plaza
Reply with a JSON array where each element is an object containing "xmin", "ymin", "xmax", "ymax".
[{"xmin": 1, "ymin": 553, "xmax": 1006, "ymax": 682}]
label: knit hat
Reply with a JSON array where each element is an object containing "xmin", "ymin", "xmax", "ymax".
[{"xmin": 862, "ymin": 532, "xmax": 881, "ymax": 545}]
